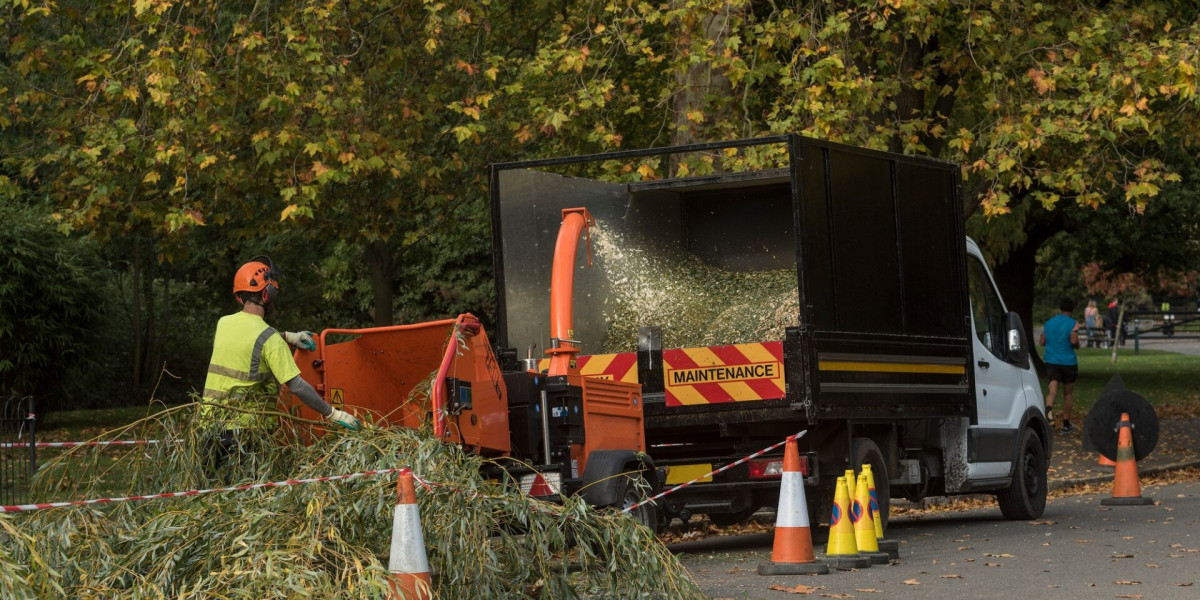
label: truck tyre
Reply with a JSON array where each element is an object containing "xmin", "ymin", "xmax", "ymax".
[
  {"xmin": 852, "ymin": 437, "xmax": 890, "ymax": 534},
  {"xmin": 615, "ymin": 472, "xmax": 659, "ymax": 532},
  {"xmin": 997, "ymin": 428, "xmax": 1047, "ymax": 520}
]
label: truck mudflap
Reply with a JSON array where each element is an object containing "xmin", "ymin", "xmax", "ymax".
[{"xmin": 576, "ymin": 449, "xmax": 658, "ymax": 507}]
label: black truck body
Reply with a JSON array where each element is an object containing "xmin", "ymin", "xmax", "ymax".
[{"xmin": 489, "ymin": 135, "xmax": 1047, "ymax": 525}]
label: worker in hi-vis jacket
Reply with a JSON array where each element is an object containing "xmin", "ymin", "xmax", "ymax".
[{"xmin": 200, "ymin": 256, "xmax": 359, "ymax": 471}]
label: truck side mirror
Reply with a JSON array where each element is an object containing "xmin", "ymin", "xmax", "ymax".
[{"xmin": 1005, "ymin": 311, "xmax": 1028, "ymax": 364}]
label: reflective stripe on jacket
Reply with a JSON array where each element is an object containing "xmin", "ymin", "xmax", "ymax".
[{"xmin": 200, "ymin": 312, "xmax": 301, "ymax": 428}]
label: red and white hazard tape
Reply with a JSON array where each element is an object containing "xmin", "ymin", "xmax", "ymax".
[
  {"xmin": 0, "ymin": 440, "xmax": 167, "ymax": 449},
  {"xmin": 622, "ymin": 430, "xmax": 807, "ymax": 514},
  {"xmin": 0, "ymin": 467, "xmax": 409, "ymax": 514}
]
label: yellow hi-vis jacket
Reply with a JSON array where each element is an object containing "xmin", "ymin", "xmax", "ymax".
[{"xmin": 200, "ymin": 311, "xmax": 301, "ymax": 428}]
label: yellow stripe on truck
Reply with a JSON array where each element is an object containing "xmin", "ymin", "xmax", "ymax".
[{"xmin": 818, "ymin": 361, "xmax": 965, "ymax": 375}]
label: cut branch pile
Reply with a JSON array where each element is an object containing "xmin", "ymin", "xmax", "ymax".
[{"xmin": 1, "ymin": 402, "xmax": 703, "ymax": 599}]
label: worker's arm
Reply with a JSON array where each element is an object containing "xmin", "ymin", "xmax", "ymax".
[
  {"xmin": 284, "ymin": 375, "xmax": 332, "ymax": 416},
  {"xmin": 1038, "ymin": 331, "xmax": 1046, "ymax": 346},
  {"xmin": 284, "ymin": 376, "xmax": 360, "ymax": 431}
]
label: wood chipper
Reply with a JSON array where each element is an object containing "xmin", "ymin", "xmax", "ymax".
[{"xmin": 281, "ymin": 208, "xmax": 659, "ymax": 528}]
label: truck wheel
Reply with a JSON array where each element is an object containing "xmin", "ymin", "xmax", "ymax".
[
  {"xmin": 997, "ymin": 428, "xmax": 1047, "ymax": 520},
  {"xmin": 615, "ymin": 472, "xmax": 659, "ymax": 532},
  {"xmin": 852, "ymin": 437, "xmax": 890, "ymax": 534}
]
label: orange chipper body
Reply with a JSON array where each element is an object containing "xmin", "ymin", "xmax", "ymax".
[{"xmin": 280, "ymin": 206, "xmax": 644, "ymax": 488}]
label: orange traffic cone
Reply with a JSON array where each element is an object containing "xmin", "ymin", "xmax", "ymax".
[
  {"xmin": 823, "ymin": 476, "xmax": 870, "ymax": 569},
  {"xmin": 1101, "ymin": 413, "xmax": 1153, "ymax": 506},
  {"xmin": 388, "ymin": 469, "xmax": 434, "ymax": 600},
  {"xmin": 1098, "ymin": 453, "xmax": 1117, "ymax": 468},
  {"xmin": 758, "ymin": 438, "xmax": 829, "ymax": 575}
]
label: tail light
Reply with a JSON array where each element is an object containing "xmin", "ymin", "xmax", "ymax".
[{"xmin": 749, "ymin": 455, "xmax": 809, "ymax": 479}]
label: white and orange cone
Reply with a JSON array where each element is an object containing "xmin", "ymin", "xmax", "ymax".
[
  {"xmin": 1101, "ymin": 413, "xmax": 1153, "ymax": 506},
  {"xmin": 758, "ymin": 438, "xmax": 829, "ymax": 575},
  {"xmin": 388, "ymin": 469, "xmax": 433, "ymax": 600}
]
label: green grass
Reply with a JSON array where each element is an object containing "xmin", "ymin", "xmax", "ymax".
[
  {"xmin": 1043, "ymin": 348, "xmax": 1200, "ymax": 418},
  {"xmin": 22, "ymin": 404, "xmax": 179, "ymax": 503}
]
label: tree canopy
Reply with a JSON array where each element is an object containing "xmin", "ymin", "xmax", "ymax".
[{"xmin": 4, "ymin": 0, "xmax": 1200, "ymax": 404}]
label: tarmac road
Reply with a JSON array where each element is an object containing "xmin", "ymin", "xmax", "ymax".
[{"xmin": 678, "ymin": 477, "xmax": 1200, "ymax": 599}]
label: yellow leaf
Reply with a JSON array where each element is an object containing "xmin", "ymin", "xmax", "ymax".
[
  {"xmin": 76, "ymin": 73, "xmax": 97, "ymax": 84},
  {"xmin": 311, "ymin": 161, "xmax": 331, "ymax": 177},
  {"xmin": 142, "ymin": 171, "xmax": 160, "ymax": 185},
  {"xmin": 280, "ymin": 204, "xmax": 299, "ymax": 221},
  {"xmin": 685, "ymin": 110, "xmax": 705, "ymax": 123},
  {"xmin": 636, "ymin": 164, "xmax": 656, "ymax": 179},
  {"xmin": 198, "ymin": 155, "xmax": 217, "ymax": 170}
]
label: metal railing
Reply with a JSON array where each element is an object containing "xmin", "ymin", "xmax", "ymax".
[
  {"xmin": 1, "ymin": 395, "xmax": 36, "ymax": 506},
  {"xmin": 1124, "ymin": 311, "xmax": 1200, "ymax": 354}
]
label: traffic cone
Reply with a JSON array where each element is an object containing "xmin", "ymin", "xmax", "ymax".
[
  {"xmin": 861, "ymin": 464, "xmax": 898, "ymax": 560},
  {"xmin": 758, "ymin": 438, "xmax": 829, "ymax": 575},
  {"xmin": 388, "ymin": 469, "xmax": 433, "ymax": 600},
  {"xmin": 854, "ymin": 472, "xmax": 890, "ymax": 564},
  {"xmin": 1101, "ymin": 413, "xmax": 1153, "ymax": 506},
  {"xmin": 823, "ymin": 476, "xmax": 870, "ymax": 569},
  {"xmin": 1098, "ymin": 453, "xmax": 1117, "ymax": 468}
]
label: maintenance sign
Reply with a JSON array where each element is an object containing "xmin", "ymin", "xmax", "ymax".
[{"xmin": 663, "ymin": 342, "xmax": 785, "ymax": 406}]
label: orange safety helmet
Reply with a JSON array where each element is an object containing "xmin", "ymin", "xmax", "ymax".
[{"xmin": 232, "ymin": 255, "xmax": 281, "ymax": 305}]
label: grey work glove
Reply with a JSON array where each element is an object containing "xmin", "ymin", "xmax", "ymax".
[
  {"xmin": 283, "ymin": 331, "xmax": 316, "ymax": 351},
  {"xmin": 326, "ymin": 408, "xmax": 361, "ymax": 431}
]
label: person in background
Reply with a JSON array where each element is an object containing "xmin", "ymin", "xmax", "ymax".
[
  {"xmin": 1040, "ymin": 297, "xmax": 1081, "ymax": 433},
  {"xmin": 201, "ymin": 256, "xmax": 360, "ymax": 473},
  {"xmin": 1107, "ymin": 299, "xmax": 1121, "ymax": 345},
  {"xmin": 1084, "ymin": 299, "xmax": 1100, "ymax": 347}
]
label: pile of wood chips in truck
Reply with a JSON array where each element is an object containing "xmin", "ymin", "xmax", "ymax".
[
  {"xmin": 0, "ymin": 400, "xmax": 705, "ymax": 599},
  {"xmin": 594, "ymin": 223, "xmax": 800, "ymax": 352}
]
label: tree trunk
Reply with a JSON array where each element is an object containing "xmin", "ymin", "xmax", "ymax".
[
  {"xmin": 669, "ymin": 3, "xmax": 735, "ymax": 172},
  {"xmin": 367, "ymin": 239, "xmax": 395, "ymax": 327},
  {"xmin": 131, "ymin": 236, "xmax": 144, "ymax": 399},
  {"xmin": 141, "ymin": 245, "xmax": 156, "ymax": 400}
]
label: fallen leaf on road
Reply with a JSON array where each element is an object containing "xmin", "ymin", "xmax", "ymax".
[
  {"xmin": 1075, "ymin": 539, "xmax": 1093, "ymax": 543},
  {"xmin": 1028, "ymin": 520, "xmax": 1056, "ymax": 525},
  {"xmin": 902, "ymin": 579, "xmax": 920, "ymax": 585},
  {"xmin": 1111, "ymin": 554, "xmax": 1134, "ymax": 558},
  {"xmin": 957, "ymin": 546, "xmax": 973, "ymax": 551},
  {"xmin": 1145, "ymin": 564, "xmax": 1159, "ymax": 568},
  {"xmin": 1177, "ymin": 582, "xmax": 1194, "ymax": 587},
  {"xmin": 770, "ymin": 584, "xmax": 820, "ymax": 595},
  {"xmin": 1114, "ymin": 595, "xmax": 1143, "ymax": 599},
  {"xmin": 819, "ymin": 594, "xmax": 852, "ymax": 598},
  {"xmin": 984, "ymin": 562, "xmax": 1001, "ymax": 567},
  {"xmin": 1114, "ymin": 581, "xmax": 1142, "ymax": 585},
  {"xmin": 940, "ymin": 574, "xmax": 962, "ymax": 579},
  {"xmin": 1122, "ymin": 536, "xmax": 1134, "ymax": 540},
  {"xmin": 854, "ymin": 590, "xmax": 880, "ymax": 593},
  {"xmin": 983, "ymin": 553, "xmax": 1014, "ymax": 558}
]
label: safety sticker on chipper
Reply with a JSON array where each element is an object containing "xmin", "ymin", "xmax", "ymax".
[
  {"xmin": 663, "ymin": 342, "xmax": 785, "ymax": 406},
  {"xmin": 536, "ymin": 352, "xmax": 639, "ymax": 383},
  {"xmin": 330, "ymin": 388, "xmax": 345, "ymax": 408}
]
